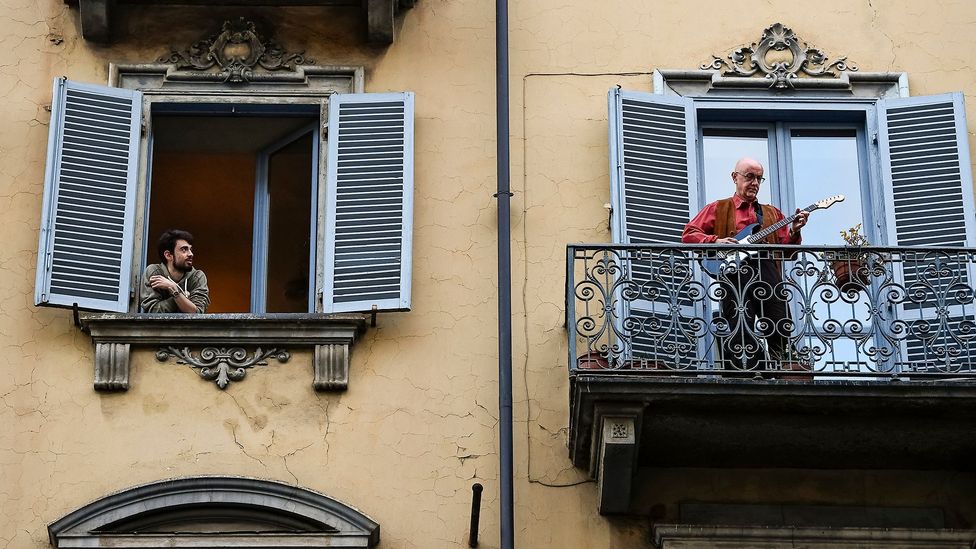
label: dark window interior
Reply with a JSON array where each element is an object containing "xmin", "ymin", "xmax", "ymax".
[{"xmin": 148, "ymin": 113, "xmax": 315, "ymax": 313}]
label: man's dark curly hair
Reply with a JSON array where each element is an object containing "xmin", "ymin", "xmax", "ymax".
[{"xmin": 157, "ymin": 229, "xmax": 194, "ymax": 263}]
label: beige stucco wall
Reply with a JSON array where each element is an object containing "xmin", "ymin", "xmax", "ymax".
[{"xmin": 2, "ymin": 1, "xmax": 976, "ymax": 548}]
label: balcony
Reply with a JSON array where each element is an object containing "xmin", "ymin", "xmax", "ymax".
[{"xmin": 565, "ymin": 244, "xmax": 976, "ymax": 514}]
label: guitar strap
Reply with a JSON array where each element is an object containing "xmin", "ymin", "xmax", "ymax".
[{"xmin": 752, "ymin": 201, "xmax": 763, "ymax": 232}]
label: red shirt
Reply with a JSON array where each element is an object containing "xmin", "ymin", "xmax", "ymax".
[{"xmin": 682, "ymin": 195, "xmax": 801, "ymax": 244}]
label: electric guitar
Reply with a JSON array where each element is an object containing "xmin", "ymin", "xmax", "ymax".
[{"xmin": 700, "ymin": 195, "xmax": 845, "ymax": 278}]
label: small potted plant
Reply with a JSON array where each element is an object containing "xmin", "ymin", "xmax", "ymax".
[{"xmin": 832, "ymin": 223, "xmax": 872, "ymax": 289}]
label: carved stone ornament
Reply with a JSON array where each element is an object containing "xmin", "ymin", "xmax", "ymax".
[
  {"xmin": 158, "ymin": 17, "xmax": 313, "ymax": 83},
  {"xmin": 156, "ymin": 346, "xmax": 290, "ymax": 389},
  {"xmin": 701, "ymin": 23, "xmax": 857, "ymax": 89}
]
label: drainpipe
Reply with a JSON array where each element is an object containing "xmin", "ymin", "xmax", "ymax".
[{"xmin": 495, "ymin": 0, "xmax": 515, "ymax": 546}]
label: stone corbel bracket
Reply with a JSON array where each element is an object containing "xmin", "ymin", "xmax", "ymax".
[
  {"xmin": 589, "ymin": 404, "xmax": 644, "ymax": 515},
  {"xmin": 79, "ymin": 313, "xmax": 367, "ymax": 392}
]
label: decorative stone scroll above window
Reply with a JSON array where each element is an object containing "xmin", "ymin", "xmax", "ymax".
[
  {"xmin": 48, "ymin": 476, "xmax": 380, "ymax": 548},
  {"xmin": 108, "ymin": 21, "xmax": 363, "ymax": 93},
  {"xmin": 653, "ymin": 22, "xmax": 907, "ymax": 98},
  {"xmin": 79, "ymin": 313, "xmax": 367, "ymax": 392},
  {"xmin": 702, "ymin": 23, "xmax": 857, "ymax": 89},
  {"xmin": 158, "ymin": 17, "xmax": 313, "ymax": 83}
]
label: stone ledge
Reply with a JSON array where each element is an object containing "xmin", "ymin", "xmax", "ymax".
[
  {"xmin": 652, "ymin": 525, "xmax": 976, "ymax": 548},
  {"xmin": 79, "ymin": 313, "xmax": 367, "ymax": 392}
]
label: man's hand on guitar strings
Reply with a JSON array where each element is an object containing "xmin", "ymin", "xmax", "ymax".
[{"xmin": 792, "ymin": 208, "xmax": 810, "ymax": 232}]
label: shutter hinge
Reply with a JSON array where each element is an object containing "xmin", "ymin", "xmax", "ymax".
[
  {"xmin": 871, "ymin": 133, "xmax": 878, "ymax": 145},
  {"xmin": 45, "ymin": 251, "xmax": 53, "ymax": 272},
  {"xmin": 321, "ymin": 121, "xmax": 329, "ymax": 139},
  {"xmin": 141, "ymin": 122, "xmax": 147, "ymax": 137}
]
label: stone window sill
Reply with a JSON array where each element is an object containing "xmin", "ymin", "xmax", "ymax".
[{"xmin": 79, "ymin": 313, "xmax": 367, "ymax": 392}]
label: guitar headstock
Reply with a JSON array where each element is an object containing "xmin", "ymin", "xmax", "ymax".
[{"xmin": 813, "ymin": 194, "xmax": 845, "ymax": 210}]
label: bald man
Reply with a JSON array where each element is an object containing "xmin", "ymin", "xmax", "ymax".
[{"xmin": 683, "ymin": 157, "xmax": 809, "ymax": 373}]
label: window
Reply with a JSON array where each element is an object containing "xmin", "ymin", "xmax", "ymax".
[
  {"xmin": 149, "ymin": 110, "xmax": 318, "ymax": 313},
  {"xmin": 48, "ymin": 476, "xmax": 380, "ymax": 548},
  {"xmin": 34, "ymin": 78, "xmax": 415, "ymax": 315},
  {"xmin": 608, "ymin": 88, "xmax": 976, "ymax": 369},
  {"xmin": 699, "ymin": 125, "xmax": 868, "ymax": 240},
  {"xmin": 699, "ymin": 124, "xmax": 873, "ymax": 366}
]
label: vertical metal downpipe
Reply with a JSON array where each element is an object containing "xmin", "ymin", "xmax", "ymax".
[
  {"xmin": 468, "ymin": 483, "xmax": 484, "ymax": 547},
  {"xmin": 495, "ymin": 0, "xmax": 515, "ymax": 547}
]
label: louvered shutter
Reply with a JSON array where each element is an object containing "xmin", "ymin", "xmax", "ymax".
[
  {"xmin": 323, "ymin": 92, "xmax": 414, "ymax": 313},
  {"xmin": 878, "ymin": 93, "xmax": 976, "ymax": 371},
  {"xmin": 609, "ymin": 89, "xmax": 697, "ymax": 244},
  {"xmin": 608, "ymin": 89, "xmax": 699, "ymax": 364},
  {"xmin": 34, "ymin": 78, "xmax": 142, "ymax": 312}
]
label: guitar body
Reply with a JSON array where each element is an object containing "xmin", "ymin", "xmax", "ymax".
[{"xmin": 700, "ymin": 223, "xmax": 760, "ymax": 278}]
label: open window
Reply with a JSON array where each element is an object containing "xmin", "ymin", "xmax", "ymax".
[
  {"xmin": 34, "ymin": 78, "xmax": 415, "ymax": 315},
  {"xmin": 148, "ymin": 107, "xmax": 319, "ymax": 313}
]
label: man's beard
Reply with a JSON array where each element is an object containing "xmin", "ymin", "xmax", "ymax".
[{"xmin": 173, "ymin": 258, "xmax": 192, "ymax": 273}]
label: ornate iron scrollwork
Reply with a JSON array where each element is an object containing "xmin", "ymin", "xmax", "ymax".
[
  {"xmin": 159, "ymin": 17, "xmax": 313, "ymax": 83},
  {"xmin": 156, "ymin": 346, "xmax": 291, "ymax": 389},
  {"xmin": 569, "ymin": 244, "xmax": 976, "ymax": 379},
  {"xmin": 701, "ymin": 23, "xmax": 857, "ymax": 89}
]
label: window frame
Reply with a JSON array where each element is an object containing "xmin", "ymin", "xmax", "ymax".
[
  {"xmin": 102, "ymin": 63, "xmax": 365, "ymax": 315},
  {"xmin": 108, "ymin": 63, "xmax": 365, "ymax": 314},
  {"xmin": 691, "ymin": 97, "xmax": 890, "ymax": 246},
  {"xmin": 134, "ymin": 94, "xmax": 331, "ymax": 314}
]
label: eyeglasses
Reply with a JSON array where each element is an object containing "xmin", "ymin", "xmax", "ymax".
[{"xmin": 734, "ymin": 171, "xmax": 765, "ymax": 184}]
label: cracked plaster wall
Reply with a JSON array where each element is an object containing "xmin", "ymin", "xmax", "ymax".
[
  {"xmin": 510, "ymin": 1, "xmax": 976, "ymax": 547},
  {"xmin": 2, "ymin": 0, "xmax": 976, "ymax": 548}
]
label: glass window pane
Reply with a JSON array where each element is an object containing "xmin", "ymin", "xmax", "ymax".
[
  {"xmin": 789, "ymin": 129, "xmax": 862, "ymax": 245},
  {"xmin": 788, "ymin": 128, "xmax": 871, "ymax": 374},
  {"xmin": 701, "ymin": 128, "xmax": 771, "ymax": 206},
  {"xmin": 265, "ymin": 133, "xmax": 314, "ymax": 313}
]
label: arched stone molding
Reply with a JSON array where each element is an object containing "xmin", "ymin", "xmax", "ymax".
[{"xmin": 48, "ymin": 476, "xmax": 380, "ymax": 548}]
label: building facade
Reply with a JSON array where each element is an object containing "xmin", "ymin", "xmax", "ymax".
[{"xmin": 2, "ymin": 1, "xmax": 976, "ymax": 547}]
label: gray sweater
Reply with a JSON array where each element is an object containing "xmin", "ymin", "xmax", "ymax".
[{"xmin": 140, "ymin": 263, "xmax": 210, "ymax": 313}]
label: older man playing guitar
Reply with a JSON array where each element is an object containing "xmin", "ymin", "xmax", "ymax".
[{"xmin": 682, "ymin": 157, "xmax": 810, "ymax": 373}]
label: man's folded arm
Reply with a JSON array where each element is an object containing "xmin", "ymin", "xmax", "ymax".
[{"xmin": 187, "ymin": 271, "xmax": 210, "ymax": 314}]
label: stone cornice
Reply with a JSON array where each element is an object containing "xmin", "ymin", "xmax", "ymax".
[{"xmin": 80, "ymin": 313, "xmax": 367, "ymax": 391}]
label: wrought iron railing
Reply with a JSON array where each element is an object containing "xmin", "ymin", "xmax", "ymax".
[{"xmin": 567, "ymin": 244, "xmax": 976, "ymax": 379}]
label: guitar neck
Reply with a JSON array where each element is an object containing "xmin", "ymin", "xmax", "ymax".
[{"xmin": 745, "ymin": 204, "xmax": 816, "ymax": 243}]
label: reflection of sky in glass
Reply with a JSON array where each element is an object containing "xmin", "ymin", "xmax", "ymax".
[
  {"xmin": 790, "ymin": 133, "xmax": 862, "ymax": 245},
  {"xmin": 701, "ymin": 132, "xmax": 771, "ymax": 206},
  {"xmin": 789, "ymin": 131, "xmax": 869, "ymax": 372}
]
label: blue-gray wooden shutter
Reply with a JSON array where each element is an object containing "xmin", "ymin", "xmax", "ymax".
[
  {"xmin": 608, "ymin": 89, "xmax": 699, "ymax": 365},
  {"xmin": 323, "ymin": 92, "xmax": 414, "ymax": 313},
  {"xmin": 34, "ymin": 78, "xmax": 142, "ymax": 312},
  {"xmin": 878, "ymin": 92, "xmax": 976, "ymax": 371}
]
